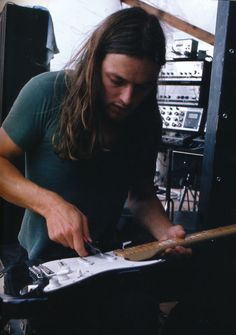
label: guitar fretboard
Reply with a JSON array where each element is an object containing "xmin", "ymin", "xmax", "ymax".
[{"xmin": 114, "ymin": 224, "xmax": 236, "ymax": 261}]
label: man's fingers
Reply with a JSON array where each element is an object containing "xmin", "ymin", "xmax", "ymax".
[
  {"xmin": 170, "ymin": 225, "xmax": 186, "ymax": 238},
  {"xmin": 162, "ymin": 246, "xmax": 192, "ymax": 257},
  {"xmin": 73, "ymin": 233, "xmax": 88, "ymax": 257},
  {"xmin": 175, "ymin": 246, "xmax": 192, "ymax": 255},
  {"xmin": 48, "ymin": 226, "xmax": 70, "ymax": 248},
  {"xmin": 71, "ymin": 213, "xmax": 91, "ymax": 256},
  {"xmin": 82, "ymin": 219, "xmax": 92, "ymax": 243},
  {"xmin": 46, "ymin": 204, "xmax": 91, "ymax": 255}
]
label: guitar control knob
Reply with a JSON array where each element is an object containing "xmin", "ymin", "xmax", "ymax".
[
  {"xmin": 48, "ymin": 276, "xmax": 60, "ymax": 289},
  {"xmin": 77, "ymin": 257, "xmax": 94, "ymax": 266},
  {"xmin": 102, "ymin": 253, "xmax": 117, "ymax": 261},
  {"xmin": 58, "ymin": 262, "xmax": 71, "ymax": 273},
  {"xmin": 57, "ymin": 269, "xmax": 70, "ymax": 281}
]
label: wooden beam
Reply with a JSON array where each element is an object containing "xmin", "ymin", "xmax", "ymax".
[{"xmin": 121, "ymin": 0, "xmax": 215, "ymax": 45}]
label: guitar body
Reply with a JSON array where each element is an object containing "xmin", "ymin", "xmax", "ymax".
[
  {"xmin": 19, "ymin": 223, "xmax": 236, "ymax": 297},
  {"xmin": 2, "ymin": 224, "xmax": 236, "ymax": 334},
  {"xmin": 26, "ymin": 252, "xmax": 163, "ymax": 295}
]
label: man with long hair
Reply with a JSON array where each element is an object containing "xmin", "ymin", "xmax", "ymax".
[{"xmin": 0, "ymin": 7, "xmax": 190, "ymax": 334}]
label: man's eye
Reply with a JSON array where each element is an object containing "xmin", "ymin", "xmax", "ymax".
[
  {"xmin": 137, "ymin": 83, "xmax": 153, "ymax": 91},
  {"xmin": 110, "ymin": 78, "xmax": 124, "ymax": 86}
]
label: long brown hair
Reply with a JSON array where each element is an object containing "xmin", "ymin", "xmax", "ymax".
[{"xmin": 53, "ymin": 7, "xmax": 166, "ymax": 160}]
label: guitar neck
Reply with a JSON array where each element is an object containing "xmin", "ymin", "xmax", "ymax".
[{"xmin": 114, "ymin": 224, "xmax": 236, "ymax": 261}]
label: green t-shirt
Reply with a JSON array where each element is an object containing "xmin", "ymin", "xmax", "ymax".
[{"xmin": 3, "ymin": 71, "xmax": 160, "ymax": 261}]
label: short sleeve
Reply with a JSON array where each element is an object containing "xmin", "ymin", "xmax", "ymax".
[{"xmin": 2, "ymin": 72, "xmax": 56, "ymax": 152}]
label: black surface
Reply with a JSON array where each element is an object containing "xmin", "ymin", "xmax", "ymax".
[
  {"xmin": 0, "ymin": 3, "xmax": 49, "ymax": 244},
  {"xmin": 198, "ymin": 1, "xmax": 236, "ymax": 230}
]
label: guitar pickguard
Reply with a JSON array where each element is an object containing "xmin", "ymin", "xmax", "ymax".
[{"xmin": 30, "ymin": 252, "xmax": 164, "ymax": 293}]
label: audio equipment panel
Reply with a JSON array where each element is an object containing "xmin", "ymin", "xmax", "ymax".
[
  {"xmin": 172, "ymin": 39, "xmax": 198, "ymax": 59},
  {"xmin": 160, "ymin": 105, "xmax": 204, "ymax": 132},
  {"xmin": 157, "ymin": 84, "xmax": 203, "ymax": 106},
  {"xmin": 158, "ymin": 59, "xmax": 211, "ymax": 141},
  {"xmin": 159, "ymin": 60, "xmax": 211, "ymax": 82}
]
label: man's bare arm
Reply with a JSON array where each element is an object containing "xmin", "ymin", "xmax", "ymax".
[
  {"xmin": 0, "ymin": 127, "xmax": 90, "ymax": 256},
  {"xmin": 128, "ymin": 179, "xmax": 191, "ymax": 255}
]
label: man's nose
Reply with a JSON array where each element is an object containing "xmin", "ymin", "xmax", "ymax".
[{"xmin": 120, "ymin": 85, "xmax": 134, "ymax": 106}]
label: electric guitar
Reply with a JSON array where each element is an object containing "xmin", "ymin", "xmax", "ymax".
[{"xmin": 24, "ymin": 224, "xmax": 236, "ymax": 295}]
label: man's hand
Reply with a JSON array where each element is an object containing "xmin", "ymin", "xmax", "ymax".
[
  {"xmin": 159, "ymin": 224, "xmax": 192, "ymax": 257},
  {"xmin": 0, "ymin": 128, "xmax": 91, "ymax": 257},
  {"xmin": 45, "ymin": 197, "xmax": 91, "ymax": 257}
]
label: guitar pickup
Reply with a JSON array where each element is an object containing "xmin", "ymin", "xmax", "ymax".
[{"xmin": 38, "ymin": 264, "xmax": 55, "ymax": 277}]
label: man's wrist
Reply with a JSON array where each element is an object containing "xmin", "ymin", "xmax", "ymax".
[{"xmin": 32, "ymin": 188, "xmax": 63, "ymax": 218}]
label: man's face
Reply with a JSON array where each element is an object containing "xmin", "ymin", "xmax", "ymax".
[{"xmin": 101, "ymin": 54, "xmax": 159, "ymax": 123}]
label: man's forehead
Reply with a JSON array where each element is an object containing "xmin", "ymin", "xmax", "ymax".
[{"xmin": 102, "ymin": 53, "xmax": 159, "ymax": 83}]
